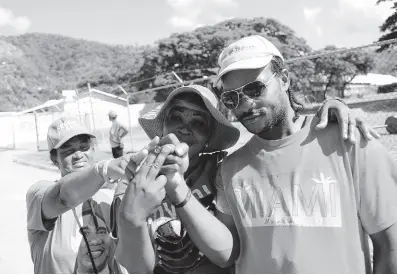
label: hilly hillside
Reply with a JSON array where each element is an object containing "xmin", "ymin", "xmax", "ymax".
[
  {"xmin": 0, "ymin": 17, "xmax": 393, "ymax": 111},
  {"xmin": 0, "ymin": 33, "xmax": 148, "ymax": 111}
]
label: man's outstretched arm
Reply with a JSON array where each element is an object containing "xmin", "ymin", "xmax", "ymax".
[{"xmin": 172, "ymin": 182, "xmax": 239, "ymax": 267}]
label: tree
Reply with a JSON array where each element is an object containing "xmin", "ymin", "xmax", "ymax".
[
  {"xmin": 136, "ymin": 17, "xmax": 314, "ymax": 102},
  {"xmin": 311, "ymin": 46, "xmax": 375, "ymax": 100},
  {"xmin": 376, "ymin": 0, "xmax": 397, "ymax": 52}
]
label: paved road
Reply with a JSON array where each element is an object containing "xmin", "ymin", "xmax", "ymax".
[{"xmin": 0, "ymin": 150, "xmax": 59, "ymax": 273}]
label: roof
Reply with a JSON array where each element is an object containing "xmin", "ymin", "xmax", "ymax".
[
  {"xmin": 350, "ymin": 73, "xmax": 397, "ymax": 86},
  {"xmin": 18, "ymin": 88, "xmax": 128, "ymax": 115},
  {"xmin": 78, "ymin": 89, "xmax": 128, "ymax": 104},
  {"xmin": 17, "ymin": 99, "xmax": 64, "ymax": 115}
]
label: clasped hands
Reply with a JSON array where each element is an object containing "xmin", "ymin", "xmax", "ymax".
[{"xmin": 116, "ymin": 134, "xmax": 190, "ymax": 226}]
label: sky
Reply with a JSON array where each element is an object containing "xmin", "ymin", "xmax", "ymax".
[{"xmin": 0, "ymin": 0, "xmax": 394, "ymax": 50}]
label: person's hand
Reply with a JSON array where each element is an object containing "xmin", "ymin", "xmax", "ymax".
[
  {"xmin": 315, "ymin": 99, "xmax": 380, "ymax": 144},
  {"xmin": 119, "ymin": 143, "xmax": 175, "ymax": 226},
  {"xmin": 157, "ymin": 134, "xmax": 190, "ymax": 204},
  {"xmin": 119, "ymin": 142, "xmax": 124, "ymax": 149},
  {"xmin": 158, "ymin": 134, "xmax": 189, "ymax": 175},
  {"xmin": 108, "ymin": 137, "xmax": 159, "ymax": 181}
]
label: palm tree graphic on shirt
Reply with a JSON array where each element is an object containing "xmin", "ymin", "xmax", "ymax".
[{"xmin": 312, "ymin": 172, "xmax": 336, "ymax": 186}]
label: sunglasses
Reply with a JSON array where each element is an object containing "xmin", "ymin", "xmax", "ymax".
[{"xmin": 220, "ymin": 73, "xmax": 276, "ymax": 110}]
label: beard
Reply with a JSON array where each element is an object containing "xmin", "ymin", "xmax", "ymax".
[{"xmin": 240, "ymin": 104, "xmax": 287, "ymax": 135}]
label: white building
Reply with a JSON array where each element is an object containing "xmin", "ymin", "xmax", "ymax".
[
  {"xmin": 345, "ymin": 73, "xmax": 397, "ymax": 98},
  {"xmin": 5, "ymin": 89, "xmax": 159, "ymax": 151}
]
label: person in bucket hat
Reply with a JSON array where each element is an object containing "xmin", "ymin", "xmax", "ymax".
[
  {"xmin": 25, "ymin": 117, "xmax": 156, "ymax": 273},
  {"xmin": 152, "ymin": 35, "xmax": 396, "ymax": 274},
  {"xmin": 112, "ymin": 85, "xmax": 239, "ymax": 274},
  {"xmin": 111, "ymin": 81, "xmax": 377, "ymax": 274},
  {"xmin": 139, "ymin": 84, "xmax": 240, "ymax": 154}
]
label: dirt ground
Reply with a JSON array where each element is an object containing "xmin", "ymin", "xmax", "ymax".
[{"xmin": 0, "ymin": 149, "xmax": 59, "ymax": 273}]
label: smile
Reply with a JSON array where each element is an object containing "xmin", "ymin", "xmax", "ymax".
[
  {"xmin": 87, "ymin": 248, "xmax": 105, "ymax": 259},
  {"xmin": 73, "ymin": 161, "xmax": 86, "ymax": 168}
]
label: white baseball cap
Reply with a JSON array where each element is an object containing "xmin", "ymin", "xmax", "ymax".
[
  {"xmin": 215, "ymin": 35, "xmax": 284, "ymax": 85},
  {"xmin": 47, "ymin": 117, "xmax": 95, "ymax": 151}
]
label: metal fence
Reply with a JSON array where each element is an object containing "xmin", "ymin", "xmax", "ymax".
[
  {"xmin": 0, "ymin": 94, "xmax": 158, "ymax": 153},
  {"xmin": 133, "ymin": 38, "xmax": 397, "ymax": 159}
]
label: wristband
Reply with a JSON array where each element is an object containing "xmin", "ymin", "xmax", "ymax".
[
  {"xmin": 102, "ymin": 159, "xmax": 113, "ymax": 184},
  {"xmin": 94, "ymin": 160, "xmax": 106, "ymax": 179},
  {"xmin": 174, "ymin": 189, "xmax": 192, "ymax": 208}
]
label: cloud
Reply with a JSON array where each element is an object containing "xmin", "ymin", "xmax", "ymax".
[
  {"xmin": 295, "ymin": 0, "xmax": 394, "ymax": 49},
  {"xmin": 12, "ymin": 16, "xmax": 31, "ymax": 32},
  {"xmin": 169, "ymin": 16, "xmax": 196, "ymax": 28},
  {"xmin": 0, "ymin": 5, "xmax": 31, "ymax": 33},
  {"xmin": 315, "ymin": 26, "xmax": 323, "ymax": 36},
  {"xmin": 303, "ymin": 7, "xmax": 323, "ymax": 37},
  {"xmin": 211, "ymin": 0, "xmax": 238, "ymax": 8},
  {"xmin": 303, "ymin": 7, "xmax": 322, "ymax": 22},
  {"xmin": 167, "ymin": 0, "xmax": 238, "ymax": 29},
  {"xmin": 338, "ymin": 0, "xmax": 393, "ymax": 19}
]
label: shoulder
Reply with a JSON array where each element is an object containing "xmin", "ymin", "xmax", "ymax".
[
  {"xmin": 26, "ymin": 180, "xmax": 56, "ymax": 199},
  {"xmin": 308, "ymin": 115, "xmax": 390, "ymax": 162},
  {"xmin": 221, "ymin": 137, "xmax": 255, "ymax": 172}
]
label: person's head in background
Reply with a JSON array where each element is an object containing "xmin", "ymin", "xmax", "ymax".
[
  {"xmin": 108, "ymin": 110, "xmax": 117, "ymax": 122},
  {"xmin": 48, "ymin": 117, "xmax": 96, "ymax": 177},
  {"xmin": 214, "ymin": 35, "xmax": 304, "ymax": 140}
]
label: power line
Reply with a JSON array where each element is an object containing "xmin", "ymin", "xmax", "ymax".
[
  {"xmin": 126, "ymin": 68, "xmax": 218, "ymax": 87},
  {"xmin": 127, "ymin": 38, "xmax": 397, "ymax": 95}
]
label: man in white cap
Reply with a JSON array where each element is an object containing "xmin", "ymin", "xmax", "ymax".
[
  {"xmin": 158, "ymin": 35, "xmax": 397, "ymax": 273},
  {"xmin": 25, "ymin": 117, "xmax": 154, "ymax": 273},
  {"xmin": 108, "ymin": 110, "xmax": 129, "ymax": 158}
]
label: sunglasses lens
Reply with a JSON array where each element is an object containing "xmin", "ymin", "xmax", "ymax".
[
  {"xmin": 221, "ymin": 92, "xmax": 239, "ymax": 109},
  {"xmin": 242, "ymin": 81, "xmax": 265, "ymax": 98}
]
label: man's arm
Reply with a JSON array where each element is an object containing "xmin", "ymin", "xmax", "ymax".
[
  {"xmin": 168, "ymin": 167, "xmax": 240, "ymax": 268},
  {"xmin": 175, "ymin": 184, "xmax": 239, "ymax": 267},
  {"xmin": 118, "ymin": 123, "xmax": 129, "ymax": 139},
  {"xmin": 41, "ymin": 150, "xmax": 146, "ymax": 221},
  {"xmin": 114, "ymin": 141, "xmax": 171, "ymax": 273},
  {"xmin": 41, "ymin": 164, "xmax": 105, "ymax": 221},
  {"xmin": 371, "ymin": 223, "xmax": 397, "ymax": 273},
  {"xmin": 352, "ymin": 129, "xmax": 397, "ymax": 273},
  {"xmin": 112, "ymin": 184, "xmax": 156, "ymax": 274},
  {"xmin": 114, "ymin": 215, "xmax": 156, "ymax": 273}
]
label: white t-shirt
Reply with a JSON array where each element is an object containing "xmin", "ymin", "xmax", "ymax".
[
  {"xmin": 26, "ymin": 181, "xmax": 120, "ymax": 273},
  {"xmin": 216, "ymin": 116, "xmax": 397, "ymax": 273}
]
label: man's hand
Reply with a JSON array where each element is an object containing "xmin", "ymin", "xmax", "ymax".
[
  {"xmin": 108, "ymin": 137, "xmax": 159, "ymax": 181},
  {"xmin": 315, "ymin": 98, "xmax": 381, "ymax": 144},
  {"xmin": 120, "ymin": 143, "xmax": 175, "ymax": 226}
]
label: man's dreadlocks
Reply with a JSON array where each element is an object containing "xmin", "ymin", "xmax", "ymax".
[{"xmin": 269, "ymin": 56, "xmax": 304, "ymax": 122}]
